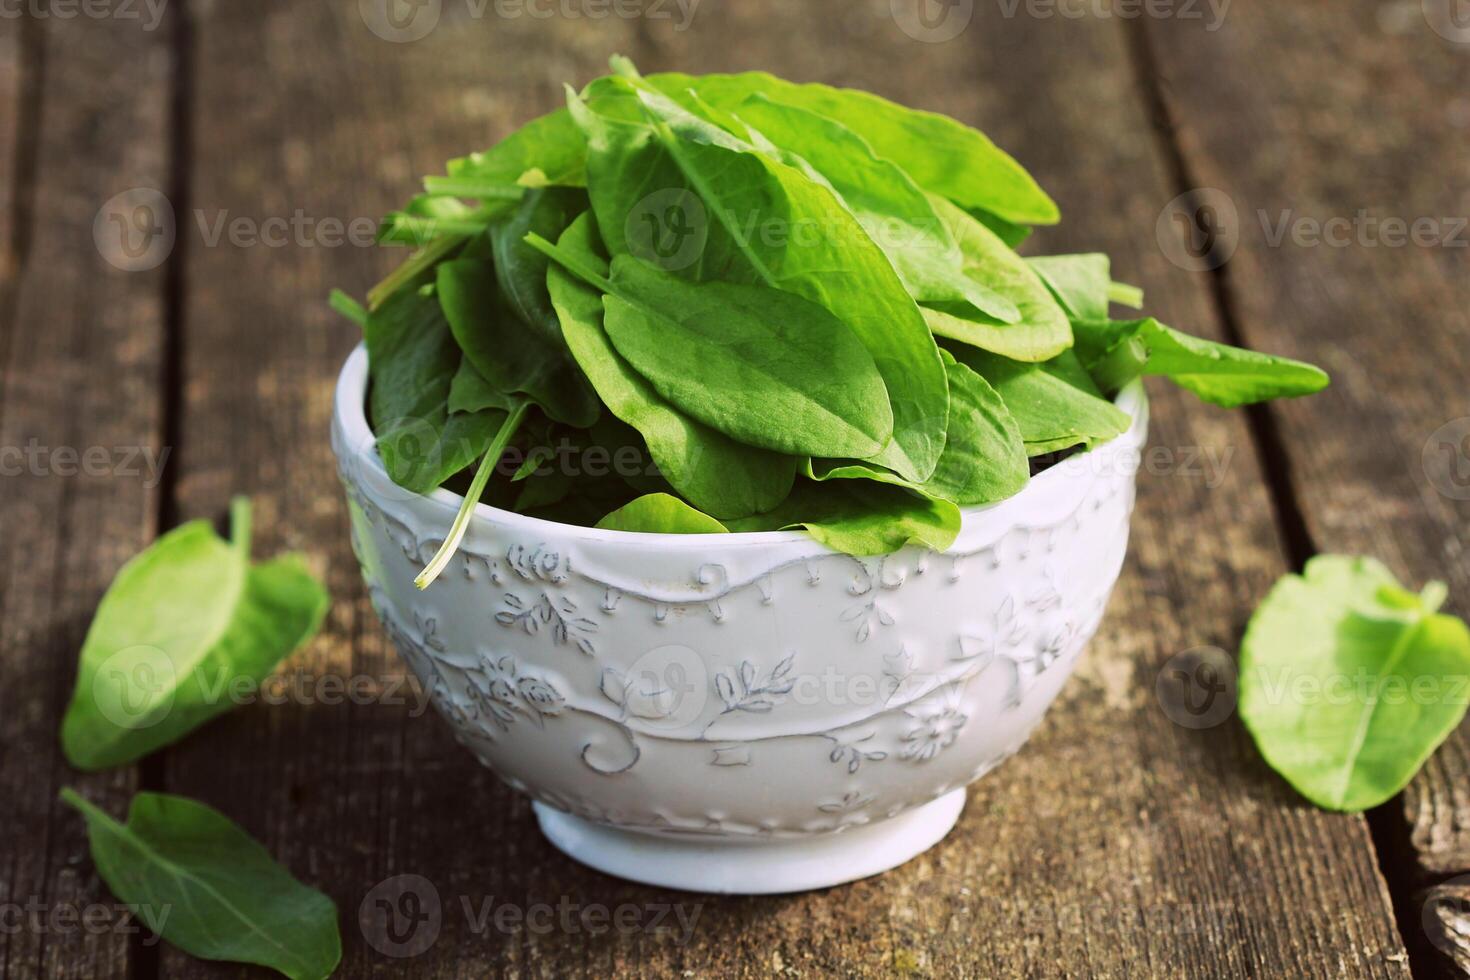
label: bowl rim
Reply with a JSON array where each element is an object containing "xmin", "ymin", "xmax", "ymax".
[{"xmin": 333, "ymin": 343, "xmax": 1147, "ymax": 549}]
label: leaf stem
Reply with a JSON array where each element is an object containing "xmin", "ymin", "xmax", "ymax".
[
  {"xmin": 367, "ymin": 233, "xmax": 466, "ymax": 310},
  {"xmin": 523, "ymin": 232, "xmax": 615, "ymax": 294},
  {"xmin": 420, "ymin": 176, "xmax": 525, "ymax": 200},
  {"xmin": 1088, "ymin": 335, "xmax": 1150, "ymax": 395},
  {"xmin": 59, "ymin": 786, "xmax": 107, "ymax": 822},
  {"xmin": 415, "ymin": 401, "xmax": 532, "ymax": 590},
  {"xmin": 380, "ymin": 215, "xmax": 493, "ymax": 241},
  {"xmin": 369, "ymin": 198, "xmax": 525, "ymax": 306},
  {"xmin": 626, "ymin": 85, "xmax": 781, "ymax": 288},
  {"xmin": 1107, "ymin": 280, "xmax": 1145, "ymax": 309},
  {"xmin": 608, "ymin": 53, "xmax": 641, "ymax": 80},
  {"xmin": 328, "ymin": 289, "xmax": 368, "ymax": 329},
  {"xmin": 1421, "ymin": 580, "xmax": 1449, "ymax": 614},
  {"xmin": 229, "ymin": 497, "xmax": 252, "ymax": 558}
]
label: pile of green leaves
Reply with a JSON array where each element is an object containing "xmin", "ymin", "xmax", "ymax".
[{"xmin": 333, "ymin": 57, "xmax": 1327, "ymax": 588}]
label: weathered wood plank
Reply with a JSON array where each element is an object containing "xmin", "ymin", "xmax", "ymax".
[
  {"xmin": 0, "ymin": 20, "xmax": 22, "ymax": 284},
  {"xmin": 628, "ymin": 5, "xmax": 1408, "ymax": 978},
  {"xmin": 1142, "ymin": 0, "xmax": 1470, "ymax": 971},
  {"xmin": 0, "ymin": 11, "xmax": 174, "ymax": 980},
  {"xmin": 158, "ymin": 2, "xmax": 648, "ymax": 977},
  {"xmin": 157, "ymin": 1, "xmax": 1409, "ymax": 977}
]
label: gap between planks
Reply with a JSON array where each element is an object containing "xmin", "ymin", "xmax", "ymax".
[
  {"xmin": 0, "ymin": 16, "xmax": 46, "ymax": 441},
  {"xmin": 1119, "ymin": 14, "xmax": 1438, "ymax": 979},
  {"xmin": 130, "ymin": 1, "xmax": 196, "ymax": 979}
]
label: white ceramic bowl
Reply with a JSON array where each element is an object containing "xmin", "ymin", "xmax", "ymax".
[{"xmin": 331, "ymin": 345, "xmax": 1147, "ymax": 893}]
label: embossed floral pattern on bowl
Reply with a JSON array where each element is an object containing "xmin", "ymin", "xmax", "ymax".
[{"xmin": 331, "ymin": 345, "xmax": 1148, "ymax": 892}]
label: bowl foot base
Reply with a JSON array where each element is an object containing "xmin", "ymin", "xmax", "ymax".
[{"xmin": 533, "ymin": 789, "xmax": 966, "ymax": 894}]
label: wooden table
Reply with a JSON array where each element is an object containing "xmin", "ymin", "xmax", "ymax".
[{"xmin": 3, "ymin": 1, "xmax": 1468, "ymax": 976}]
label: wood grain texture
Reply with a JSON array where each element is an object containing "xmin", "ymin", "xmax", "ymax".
[
  {"xmin": 157, "ymin": 2, "xmax": 647, "ymax": 977},
  {"xmin": 1421, "ymin": 879, "xmax": 1470, "ymax": 976},
  {"xmin": 1141, "ymin": 0, "xmax": 1470, "ymax": 947},
  {"xmin": 0, "ymin": 20, "xmax": 21, "ymax": 284},
  {"xmin": 144, "ymin": 2, "xmax": 1414, "ymax": 978},
  {"xmin": 0, "ymin": 12, "xmax": 174, "ymax": 980},
  {"xmin": 627, "ymin": 5, "xmax": 1407, "ymax": 977}
]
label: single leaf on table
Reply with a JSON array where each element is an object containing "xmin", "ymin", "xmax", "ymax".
[
  {"xmin": 1239, "ymin": 555, "xmax": 1470, "ymax": 812},
  {"xmin": 61, "ymin": 499, "xmax": 328, "ymax": 771},
  {"xmin": 61, "ymin": 789, "xmax": 341, "ymax": 980},
  {"xmin": 727, "ymin": 479, "xmax": 961, "ymax": 556},
  {"xmin": 731, "ymin": 94, "xmax": 1019, "ymax": 324},
  {"xmin": 806, "ymin": 351, "xmax": 1028, "ymax": 508},
  {"xmin": 650, "ymin": 69, "xmax": 1059, "ymax": 226},
  {"xmin": 364, "ymin": 285, "xmax": 508, "ymax": 494},
  {"xmin": 572, "ymin": 74, "xmax": 949, "ymax": 483},
  {"xmin": 594, "ymin": 253, "xmax": 894, "ymax": 459},
  {"xmin": 437, "ymin": 254, "xmax": 599, "ymax": 426},
  {"xmin": 542, "ymin": 212, "xmax": 796, "ymax": 519},
  {"xmin": 951, "ymin": 346, "xmax": 1131, "ymax": 456},
  {"xmin": 921, "ymin": 195, "xmax": 1072, "ymax": 362},
  {"xmin": 1071, "ymin": 316, "xmax": 1330, "ymax": 406},
  {"xmin": 596, "ymin": 493, "xmax": 729, "ymax": 533}
]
